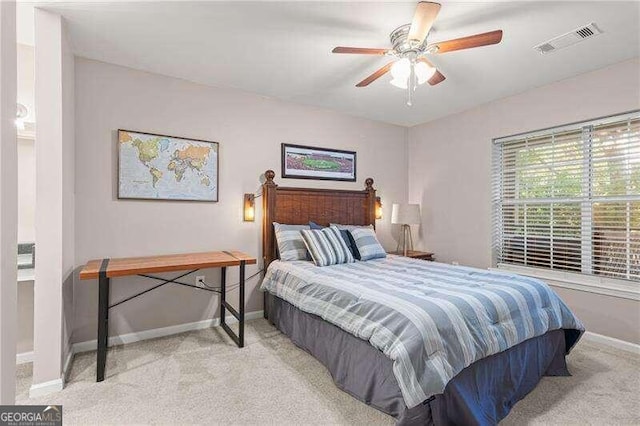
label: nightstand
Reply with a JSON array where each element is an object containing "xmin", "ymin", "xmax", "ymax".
[{"xmin": 391, "ymin": 250, "xmax": 435, "ymax": 261}]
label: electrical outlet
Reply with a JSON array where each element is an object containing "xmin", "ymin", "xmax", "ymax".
[{"xmin": 195, "ymin": 276, "xmax": 206, "ymax": 288}]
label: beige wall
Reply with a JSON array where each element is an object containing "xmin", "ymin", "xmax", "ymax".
[
  {"xmin": 17, "ymin": 44, "xmax": 35, "ymax": 244},
  {"xmin": 17, "ymin": 138, "xmax": 34, "ymax": 243},
  {"xmin": 33, "ymin": 9, "xmax": 75, "ymax": 387},
  {"xmin": 61, "ymin": 10, "xmax": 75, "ymax": 373},
  {"xmin": 17, "ymin": 282, "xmax": 33, "ymax": 354},
  {"xmin": 17, "ymin": 43, "xmax": 34, "ymax": 124},
  {"xmin": 16, "ymin": 45, "xmax": 35, "ymax": 359},
  {"xmin": 72, "ymin": 58, "xmax": 408, "ymax": 344},
  {"xmin": 408, "ymin": 58, "xmax": 640, "ymax": 344},
  {"xmin": 0, "ymin": 0, "xmax": 17, "ymax": 404},
  {"xmin": 553, "ymin": 286, "xmax": 639, "ymax": 344}
]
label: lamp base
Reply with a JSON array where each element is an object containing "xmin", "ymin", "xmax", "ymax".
[{"xmin": 395, "ymin": 224, "xmax": 414, "ymax": 256}]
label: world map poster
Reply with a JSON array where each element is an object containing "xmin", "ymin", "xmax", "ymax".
[{"xmin": 118, "ymin": 130, "xmax": 219, "ymax": 201}]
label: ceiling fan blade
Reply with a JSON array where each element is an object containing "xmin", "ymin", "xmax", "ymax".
[
  {"xmin": 428, "ymin": 70, "xmax": 446, "ymax": 86},
  {"xmin": 417, "ymin": 57, "xmax": 446, "ymax": 86},
  {"xmin": 356, "ymin": 61, "xmax": 396, "ymax": 87},
  {"xmin": 332, "ymin": 47, "xmax": 390, "ymax": 55},
  {"xmin": 430, "ymin": 30, "xmax": 503, "ymax": 54},
  {"xmin": 408, "ymin": 2, "xmax": 442, "ymax": 45}
]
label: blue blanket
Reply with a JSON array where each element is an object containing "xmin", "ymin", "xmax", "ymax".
[{"xmin": 261, "ymin": 256, "xmax": 584, "ymax": 409}]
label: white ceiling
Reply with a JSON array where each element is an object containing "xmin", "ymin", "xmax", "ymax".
[{"xmin": 19, "ymin": 1, "xmax": 640, "ymax": 127}]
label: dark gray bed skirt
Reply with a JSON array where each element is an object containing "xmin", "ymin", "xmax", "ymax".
[{"xmin": 265, "ymin": 292, "xmax": 570, "ymax": 426}]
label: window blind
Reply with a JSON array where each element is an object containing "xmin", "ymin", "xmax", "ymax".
[{"xmin": 492, "ymin": 111, "xmax": 640, "ymax": 281}]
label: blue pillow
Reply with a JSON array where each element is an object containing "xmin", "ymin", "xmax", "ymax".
[
  {"xmin": 309, "ymin": 222, "xmax": 357, "ymax": 258},
  {"xmin": 349, "ymin": 227, "xmax": 386, "ymax": 261}
]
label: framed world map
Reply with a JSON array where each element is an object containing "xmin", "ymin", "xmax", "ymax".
[{"xmin": 118, "ymin": 130, "xmax": 219, "ymax": 202}]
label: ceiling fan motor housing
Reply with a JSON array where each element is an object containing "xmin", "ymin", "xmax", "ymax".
[{"xmin": 390, "ymin": 24, "xmax": 431, "ymax": 57}]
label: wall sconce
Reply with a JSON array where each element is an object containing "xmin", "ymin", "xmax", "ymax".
[
  {"xmin": 375, "ymin": 196, "xmax": 383, "ymax": 220},
  {"xmin": 243, "ymin": 194, "xmax": 255, "ymax": 222}
]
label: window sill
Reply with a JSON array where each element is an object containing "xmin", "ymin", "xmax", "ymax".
[{"xmin": 490, "ymin": 264, "xmax": 640, "ymax": 301}]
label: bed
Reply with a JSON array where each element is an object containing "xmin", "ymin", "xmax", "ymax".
[{"xmin": 259, "ymin": 170, "xmax": 584, "ymax": 425}]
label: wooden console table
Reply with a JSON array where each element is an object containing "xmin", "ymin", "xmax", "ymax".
[{"xmin": 79, "ymin": 250, "xmax": 257, "ymax": 382}]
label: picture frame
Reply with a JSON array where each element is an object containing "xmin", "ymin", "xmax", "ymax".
[
  {"xmin": 118, "ymin": 129, "xmax": 219, "ymax": 202},
  {"xmin": 281, "ymin": 143, "xmax": 357, "ymax": 182}
]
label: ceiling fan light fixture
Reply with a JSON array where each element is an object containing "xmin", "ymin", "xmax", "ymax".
[
  {"xmin": 390, "ymin": 58, "xmax": 413, "ymax": 89},
  {"xmin": 390, "ymin": 58, "xmax": 411, "ymax": 79},
  {"xmin": 332, "ymin": 2, "xmax": 503, "ymax": 101},
  {"xmin": 414, "ymin": 61, "xmax": 436, "ymax": 85},
  {"xmin": 390, "ymin": 77, "xmax": 409, "ymax": 89}
]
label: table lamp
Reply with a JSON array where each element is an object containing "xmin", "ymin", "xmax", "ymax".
[{"xmin": 391, "ymin": 203, "xmax": 421, "ymax": 256}]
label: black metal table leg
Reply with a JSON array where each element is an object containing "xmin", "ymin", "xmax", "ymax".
[
  {"xmin": 219, "ymin": 262, "xmax": 245, "ymax": 348},
  {"xmin": 97, "ymin": 258, "xmax": 110, "ymax": 382},
  {"xmin": 239, "ymin": 260, "xmax": 245, "ymax": 347},
  {"xmin": 220, "ymin": 267, "xmax": 226, "ymax": 329}
]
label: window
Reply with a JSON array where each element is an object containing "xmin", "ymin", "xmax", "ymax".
[{"xmin": 492, "ymin": 111, "xmax": 640, "ymax": 282}]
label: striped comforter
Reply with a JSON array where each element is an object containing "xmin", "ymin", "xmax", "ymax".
[{"xmin": 260, "ymin": 256, "xmax": 584, "ymax": 409}]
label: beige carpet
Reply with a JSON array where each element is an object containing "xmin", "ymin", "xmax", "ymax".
[{"xmin": 16, "ymin": 319, "xmax": 640, "ymax": 425}]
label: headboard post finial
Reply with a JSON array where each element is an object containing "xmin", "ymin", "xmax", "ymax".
[
  {"xmin": 265, "ymin": 169, "xmax": 276, "ymax": 185},
  {"xmin": 365, "ymin": 177, "xmax": 374, "ymax": 191},
  {"xmin": 364, "ymin": 178, "xmax": 376, "ymax": 229},
  {"xmin": 262, "ymin": 170, "xmax": 278, "ymax": 279}
]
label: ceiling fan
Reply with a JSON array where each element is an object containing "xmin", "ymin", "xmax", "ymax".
[{"xmin": 332, "ymin": 2, "xmax": 503, "ymax": 105}]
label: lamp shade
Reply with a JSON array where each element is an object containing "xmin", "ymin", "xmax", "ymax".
[{"xmin": 391, "ymin": 203, "xmax": 421, "ymax": 225}]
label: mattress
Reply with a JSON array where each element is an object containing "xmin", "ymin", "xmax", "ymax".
[{"xmin": 260, "ymin": 255, "xmax": 584, "ymax": 409}]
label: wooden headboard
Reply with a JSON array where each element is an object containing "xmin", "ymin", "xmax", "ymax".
[{"xmin": 261, "ymin": 169, "xmax": 376, "ymax": 267}]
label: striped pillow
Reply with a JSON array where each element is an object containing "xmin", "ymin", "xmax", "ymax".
[
  {"xmin": 309, "ymin": 221, "xmax": 358, "ymax": 258},
  {"xmin": 330, "ymin": 224, "xmax": 374, "ymax": 260},
  {"xmin": 273, "ymin": 223, "xmax": 310, "ymax": 261},
  {"xmin": 300, "ymin": 226, "xmax": 355, "ymax": 267},
  {"xmin": 349, "ymin": 227, "xmax": 386, "ymax": 261}
]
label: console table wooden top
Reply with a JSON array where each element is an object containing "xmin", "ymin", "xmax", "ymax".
[{"xmin": 79, "ymin": 250, "xmax": 257, "ymax": 280}]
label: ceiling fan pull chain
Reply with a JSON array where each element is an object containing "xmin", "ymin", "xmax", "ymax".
[
  {"xmin": 407, "ymin": 64, "xmax": 416, "ymax": 106},
  {"xmin": 412, "ymin": 65, "xmax": 418, "ymax": 92}
]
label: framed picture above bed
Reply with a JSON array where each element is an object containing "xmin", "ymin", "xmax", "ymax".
[
  {"xmin": 118, "ymin": 129, "xmax": 219, "ymax": 202},
  {"xmin": 281, "ymin": 143, "xmax": 356, "ymax": 182}
]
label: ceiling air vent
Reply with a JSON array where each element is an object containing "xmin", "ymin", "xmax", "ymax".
[{"xmin": 534, "ymin": 23, "xmax": 603, "ymax": 54}]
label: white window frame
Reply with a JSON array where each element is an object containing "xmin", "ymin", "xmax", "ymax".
[{"xmin": 492, "ymin": 110, "xmax": 640, "ymax": 300}]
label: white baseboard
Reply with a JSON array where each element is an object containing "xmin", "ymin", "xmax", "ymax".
[
  {"xmin": 73, "ymin": 310, "xmax": 264, "ymax": 354},
  {"xmin": 25, "ymin": 348, "xmax": 75, "ymax": 397},
  {"xmin": 582, "ymin": 331, "xmax": 640, "ymax": 355},
  {"xmin": 29, "ymin": 378, "xmax": 64, "ymax": 398},
  {"xmin": 16, "ymin": 350, "xmax": 73, "ymax": 370},
  {"xmin": 16, "ymin": 351, "xmax": 34, "ymax": 365},
  {"xmin": 62, "ymin": 348, "xmax": 74, "ymax": 384}
]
